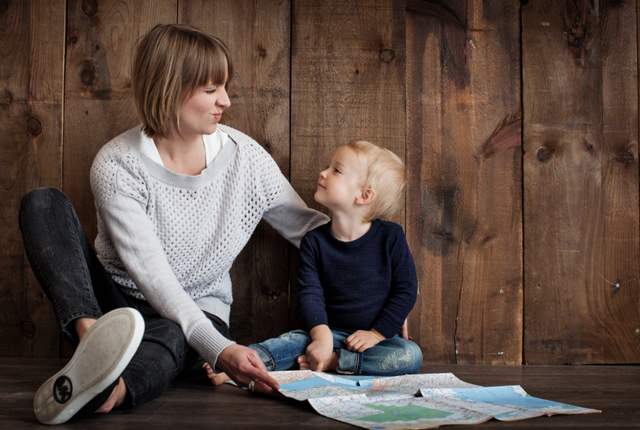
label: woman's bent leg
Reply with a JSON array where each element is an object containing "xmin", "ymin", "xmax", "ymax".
[{"xmin": 19, "ymin": 187, "xmax": 129, "ymax": 343}]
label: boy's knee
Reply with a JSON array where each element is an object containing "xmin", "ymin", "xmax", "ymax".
[
  {"xmin": 384, "ymin": 339, "xmax": 422, "ymax": 375},
  {"xmin": 403, "ymin": 341, "xmax": 423, "ymax": 373}
]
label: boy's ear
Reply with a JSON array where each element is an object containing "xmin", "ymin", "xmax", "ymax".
[{"xmin": 355, "ymin": 187, "xmax": 375, "ymax": 205}]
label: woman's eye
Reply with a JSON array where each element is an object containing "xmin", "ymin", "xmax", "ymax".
[{"xmin": 205, "ymin": 88, "xmax": 217, "ymax": 94}]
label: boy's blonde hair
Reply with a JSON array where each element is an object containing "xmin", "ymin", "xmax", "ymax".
[
  {"xmin": 346, "ymin": 140, "xmax": 406, "ymax": 222},
  {"xmin": 131, "ymin": 24, "xmax": 233, "ymax": 138}
]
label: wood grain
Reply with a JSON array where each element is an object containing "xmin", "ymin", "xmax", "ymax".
[
  {"xmin": 0, "ymin": 0, "xmax": 65, "ymax": 357},
  {"xmin": 406, "ymin": 0, "xmax": 523, "ymax": 364},
  {"xmin": 523, "ymin": 0, "xmax": 640, "ymax": 363}
]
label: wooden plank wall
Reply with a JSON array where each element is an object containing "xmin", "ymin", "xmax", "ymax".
[{"xmin": 1, "ymin": 0, "xmax": 638, "ymax": 364}]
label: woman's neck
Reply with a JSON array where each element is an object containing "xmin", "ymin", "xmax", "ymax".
[
  {"xmin": 153, "ymin": 130, "xmax": 207, "ymax": 175},
  {"xmin": 330, "ymin": 211, "xmax": 371, "ymax": 242}
]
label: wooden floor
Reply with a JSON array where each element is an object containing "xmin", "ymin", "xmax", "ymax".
[{"xmin": 1, "ymin": 358, "xmax": 638, "ymax": 429}]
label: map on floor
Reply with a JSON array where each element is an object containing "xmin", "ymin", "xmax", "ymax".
[{"xmin": 262, "ymin": 370, "xmax": 600, "ymax": 429}]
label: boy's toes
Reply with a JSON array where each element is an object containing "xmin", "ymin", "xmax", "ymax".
[
  {"xmin": 297, "ymin": 356, "xmax": 310, "ymax": 370},
  {"xmin": 209, "ymin": 372, "xmax": 230, "ymax": 386}
]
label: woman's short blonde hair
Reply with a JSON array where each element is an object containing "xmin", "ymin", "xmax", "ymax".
[
  {"xmin": 131, "ymin": 24, "xmax": 232, "ymax": 138},
  {"xmin": 346, "ymin": 140, "xmax": 406, "ymax": 222}
]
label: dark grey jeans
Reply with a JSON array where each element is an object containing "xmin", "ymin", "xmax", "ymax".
[{"xmin": 19, "ymin": 187, "xmax": 229, "ymax": 409}]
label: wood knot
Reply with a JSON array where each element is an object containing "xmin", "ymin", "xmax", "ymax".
[
  {"xmin": 614, "ymin": 148, "xmax": 635, "ymax": 166},
  {"xmin": 0, "ymin": 88, "xmax": 13, "ymax": 107},
  {"xmin": 379, "ymin": 48, "xmax": 395, "ymax": 63},
  {"xmin": 21, "ymin": 320, "xmax": 36, "ymax": 338},
  {"xmin": 80, "ymin": 61, "xmax": 96, "ymax": 87},
  {"xmin": 257, "ymin": 44, "xmax": 267, "ymax": 58},
  {"xmin": 583, "ymin": 139, "xmax": 596, "ymax": 155},
  {"xmin": 82, "ymin": 0, "xmax": 98, "ymax": 17},
  {"xmin": 26, "ymin": 115, "xmax": 42, "ymax": 136},
  {"xmin": 536, "ymin": 145, "xmax": 554, "ymax": 162}
]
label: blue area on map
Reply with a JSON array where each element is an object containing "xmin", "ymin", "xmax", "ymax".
[
  {"xmin": 280, "ymin": 374, "xmax": 382, "ymax": 392},
  {"xmin": 450, "ymin": 386, "xmax": 577, "ymax": 410}
]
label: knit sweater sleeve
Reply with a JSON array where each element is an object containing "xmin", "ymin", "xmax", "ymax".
[
  {"xmin": 90, "ymin": 146, "xmax": 235, "ymax": 368},
  {"xmin": 250, "ymin": 142, "xmax": 329, "ymax": 248}
]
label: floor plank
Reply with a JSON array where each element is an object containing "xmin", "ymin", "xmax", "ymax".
[{"xmin": 1, "ymin": 359, "xmax": 638, "ymax": 429}]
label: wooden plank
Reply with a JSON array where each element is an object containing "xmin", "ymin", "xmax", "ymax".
[
  {"xmin": 0, "ymin": 0, "xmax": 65, "ymax": 357},
  {"xmin": 64, "ymin": 0, "xmax": 177, "ymax": 241},
  {"xmin": 406, "ymin": 0, "xmax": 523, "ymax": 364},
  {"xmin": 523, "ymin": 0, "xmax": 640, "ymax": 363},
  {"xmin": 290, "ymin": 0, "xmax": 406, "ymax": 331},
  {"xmin": 179, "ymin": 0, "xmax": 291, "ymax": 344}
]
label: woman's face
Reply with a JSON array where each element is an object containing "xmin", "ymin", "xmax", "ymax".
[{"xmin": 179, "ymin": 81, "xmax": 231, "ymax": 136}]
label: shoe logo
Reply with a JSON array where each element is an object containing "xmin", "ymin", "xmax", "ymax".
[{"xmin": 53, "ymin": 376, "xmax": 72, "ymax": 404}]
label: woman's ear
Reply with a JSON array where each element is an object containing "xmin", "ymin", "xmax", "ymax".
[{"xmin": 356, "ymin": 187, "xmax": 376, "ymax": 205}]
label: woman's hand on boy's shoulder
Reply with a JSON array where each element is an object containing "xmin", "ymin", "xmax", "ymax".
[{"xmin": 345, "ymin": 329, "xmax": 385, "ymax": 353}]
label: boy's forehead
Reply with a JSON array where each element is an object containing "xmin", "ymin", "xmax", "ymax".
[{"xmin": 332, "ymin": 146, "xmax": 368, "ymax": 169}]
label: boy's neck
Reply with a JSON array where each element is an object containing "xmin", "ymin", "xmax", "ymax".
[{"xmin": 329, "ymin": 211, "xmax": 372, "ymax": 242}]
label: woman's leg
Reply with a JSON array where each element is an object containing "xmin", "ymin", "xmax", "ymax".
[
  {"xmin": 19, "ymin": 188, "xmax": 142, "ymax": 422},
  {"xmin": 249, "ymin": 330, "xmax": 311, "ymax": 371},
  {"xmin": 19, "ymin": 187, "xmax": 130, "ymax": 342},
  {"xmin": 332, "ymin": 331, "xmax": 423, "ymax": 376}
]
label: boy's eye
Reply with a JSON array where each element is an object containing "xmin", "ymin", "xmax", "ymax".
[{"xmin": 333, "ymin": 168, "xmax": 342, "ymax": 174}]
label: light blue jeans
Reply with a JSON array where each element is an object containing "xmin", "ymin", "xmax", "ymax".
[{"xmin": 249, "ymin": 329, "xmax": 423, "ymax": 376}]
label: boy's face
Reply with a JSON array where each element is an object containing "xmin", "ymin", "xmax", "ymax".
[{"xmin": 314, "ymin": 146, "xmax": 368, "ymax": 213}]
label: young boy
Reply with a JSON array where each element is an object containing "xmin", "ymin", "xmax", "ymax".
[{"xmin": 206, "ymin": 140, "xmax": 421, "ymax": 384}]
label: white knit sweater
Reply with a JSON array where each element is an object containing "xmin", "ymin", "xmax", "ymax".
[{"xmin": 90, "ymin": 124, "xmax": 328, "ymax": 367}]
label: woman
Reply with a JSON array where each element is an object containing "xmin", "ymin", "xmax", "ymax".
[{"xmin": 19, "ymin": 23, "xmax": 328, "ymax": 425}]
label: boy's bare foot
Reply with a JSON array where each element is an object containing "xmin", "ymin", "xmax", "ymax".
[
  {"xmin": 297, "ymin": 352, "xmax": 338, "ymax": 372},
  {"xmin": 202, "ymin": 362, "xmax": 231, "ymax": 386}
]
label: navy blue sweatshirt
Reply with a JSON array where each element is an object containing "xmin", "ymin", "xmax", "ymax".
[{"xmin": 297, "ymin": 219, "xmax": 418, "ymax": 338}]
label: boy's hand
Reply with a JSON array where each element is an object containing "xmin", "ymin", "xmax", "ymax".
[
  {"xmin": 303, "ymin": 339, "xmax": 335, "ymax": 371},
  {"xmin": 345, "ymin": 329, "xmax": 385, "ymax": 352}
]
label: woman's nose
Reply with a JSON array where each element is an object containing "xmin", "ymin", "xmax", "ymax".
[{"xmin": 217, "ymin": 87, "xmax": 231, "ymax": 108}]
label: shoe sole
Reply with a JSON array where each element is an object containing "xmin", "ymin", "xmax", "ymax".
[{"xmin": 33, "ymin": 307, "xmax": 145, "ymax": 425}]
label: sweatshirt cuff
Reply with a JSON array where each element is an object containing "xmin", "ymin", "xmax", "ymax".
[
  {"xmin": 372, "ymin": 321, "xmax": 400, "ymax": 339},
  {"xmin": 187, "ymin": 319, "xmax": 236, "ymax": 368},
  {"xmin": 303, "ymin": 315, "xmax": 328, "ymax": 332}
]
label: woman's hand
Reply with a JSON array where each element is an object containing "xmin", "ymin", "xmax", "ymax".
[
  {"xmin": 216, "ymin": 344, "xmax": 279, "ymax": 394},
  {"xmin": 345, "ymin": 329, "xmax": 385, "ymax": 352}
]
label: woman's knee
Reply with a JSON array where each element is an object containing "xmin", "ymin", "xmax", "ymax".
[
  {"xmin": 20, "ymin": 187, "xmax": 67, "ymax": 214},
  {"xmin": 19, "ymin": 187, "xmax": 69, "ymax": 228}
]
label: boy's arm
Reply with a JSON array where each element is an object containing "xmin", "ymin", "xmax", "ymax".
[
  {"xmin": 371, "ymin": 227, "xmax": 418, "ymax": 338},
  {"xmin": 297, "ymin": 235, "xmax": 330, "ymax": 331}
]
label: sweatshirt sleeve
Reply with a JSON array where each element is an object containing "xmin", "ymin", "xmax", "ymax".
[
  {"xmin": 251, "ymin": 141, "xmax": 329, "ymax": 248},
  {"xmin": 90, "ymin": 152, "xmax": 235, "ymax": 368},
  {"xmin": 296, "ymin": 234, "xmax": 328, "ymax": 330},
  {"xmin": 371, "ymin": 226, "xmax": 418, "ymax": 338}
]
